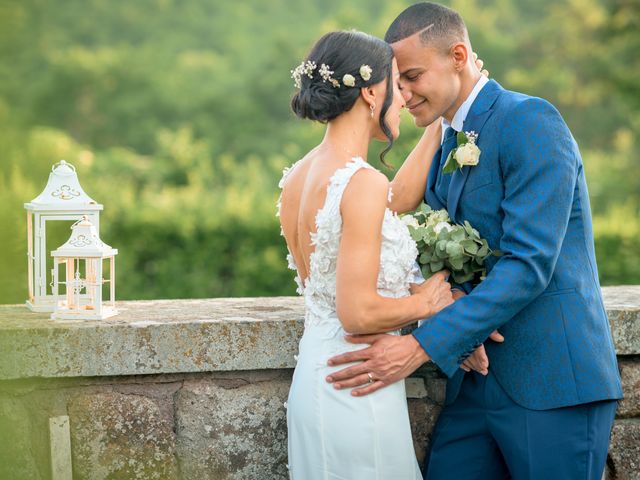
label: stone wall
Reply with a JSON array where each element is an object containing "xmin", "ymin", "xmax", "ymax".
[{"xmin": 0, "ymin": 287, "xmax": 638, "ymax": 480}]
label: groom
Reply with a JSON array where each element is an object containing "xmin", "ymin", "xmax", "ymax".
[{"xmin": 326, "ymin": 3, "xmax": 623, "ymax": 479}]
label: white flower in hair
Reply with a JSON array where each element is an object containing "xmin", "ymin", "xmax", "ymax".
[
  {"xmin": 359, "ymin": 65, "xmax": 372, "ymax": 81},
  {"xmin": 290, "ymin": 60, "xmax": 317, "ymax": 89},
  {"xmin": 319, "ymin": 63, "xmax": 340, "ymax": 88},
  {"xmin": 319, "ymin": 64, "xmax": 333, "ymax": 81},
  {"xmin": 342, "ymin": 74, "xmax": 356, "ymax": 87}
]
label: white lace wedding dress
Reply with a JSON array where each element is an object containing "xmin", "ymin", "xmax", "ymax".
[{"xmin": 278, "ymin": 157, "xmax": 422, "ymax": 480}]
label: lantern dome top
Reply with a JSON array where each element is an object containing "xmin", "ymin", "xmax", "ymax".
[
  {"xmin": 51, "ymin": 216, "xmax": 117, "ymax": 258},
  {"xmin": 25, "ymin": 160, "xmax": 103, "ymax": 212}
]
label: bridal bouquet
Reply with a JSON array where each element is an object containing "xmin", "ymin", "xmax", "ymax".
[{"xmin": 402, "ymin": 203, "xmax": 499, "ymax": 285}]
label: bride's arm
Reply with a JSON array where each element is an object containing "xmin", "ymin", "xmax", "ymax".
[
  {"xmin": 388, "ymin": 120, "xmax": 441, "ymax": 214},
  {"xmin": 335, "ymin": 168, "xmax": 453, "ymax": 335}
]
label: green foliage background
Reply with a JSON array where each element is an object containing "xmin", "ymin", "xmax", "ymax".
[{"xmin": 0, "ymin": 0, "xmax": 638, "ymax": 304}]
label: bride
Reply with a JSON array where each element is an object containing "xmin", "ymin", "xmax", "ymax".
[{"xmin": 278, "ymin": 30, "xmax": 454, "ymax": 479}]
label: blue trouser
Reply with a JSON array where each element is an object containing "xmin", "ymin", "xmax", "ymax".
[{"xmin": 424, "ymin": 371, "xmax": 617, "ymax": 480}]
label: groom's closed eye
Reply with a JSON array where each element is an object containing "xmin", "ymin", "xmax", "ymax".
[{"xmin": 402, "ymin": 71, "xmax": 422, "ymax": 82}]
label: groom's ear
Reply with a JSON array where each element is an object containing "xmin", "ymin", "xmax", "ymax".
[{"xmin": 450, "ymin": 42, "xmax": 469, "ymax": 72}]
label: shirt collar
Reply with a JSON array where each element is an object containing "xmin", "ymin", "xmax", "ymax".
[{"xmin": 441, "ymin": 75, "xmax": 489, "ymax": 142}]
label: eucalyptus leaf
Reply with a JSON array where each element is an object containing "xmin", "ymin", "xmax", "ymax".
[
  {"xmin": 430, "ymin": 260, "xmax": 444, "ymax": 271},
  {"xmin": 410, "ymin": 228, "xmax": 422, "ymax": 241},
  {"xmin": 442, "ymin": 150, "xmax": 458, "ymax": 174},
  {"xmin": 463, "ymin": 221, "xmax": 475, "ymax": 236},
  {"xmin": 446, "ymin": 242, "xmax": 464, "ymax": 257},
  {"xmin": 438, "ymin": 229, "xmax": 451, "ymax": 241},
  {"xmin": 454, "ymin": 271, "xmax": 475, "ymax": 283},
  {"xmin": 434, "ymin": 248, "xmax": 447, "ymax": 260},
  {"xmin": 450, "ymin": 227, "xmax": 466, "ymax": 242},
  {"xmin": 449, "ymin": 256, "xmax": 464, "ymax": 270},
  {"xmin": 423, "ymin": 227, "xmax": 437, "ymax": 244},
  {"xmin": 421, "ymin": 265, "xmax": 432, "ymax": 278},
  {"xmin": 463, "ymin": 241, "xmax": 479, "ymax": 254}
]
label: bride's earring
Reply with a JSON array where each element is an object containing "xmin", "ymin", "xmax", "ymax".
[{"xmin": 370, "ymin": 104, "xmax": 375, "ymax": 118}]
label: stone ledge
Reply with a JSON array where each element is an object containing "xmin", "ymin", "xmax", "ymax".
[
  {"xmin": 0, "ymin": 286, "xmax": 638, "ymax": 380},
  {"xmin": 604, "ymin": 285, "xmax": 640, "ymax": 355},
  {"xmin": 0, "ymin": 297, "xmax": 304, "ymax": 380}
]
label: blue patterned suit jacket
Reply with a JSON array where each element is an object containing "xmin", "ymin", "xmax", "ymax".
[{"xmin": 414, "ymin": 80, "xmax": 623, "ymax": 410}]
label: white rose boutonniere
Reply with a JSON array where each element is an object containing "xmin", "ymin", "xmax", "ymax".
[{"xmin": 443, "ymin": 131, "xmax": 481, "ymax": 174}]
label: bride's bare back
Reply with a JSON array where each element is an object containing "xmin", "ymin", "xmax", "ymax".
[{"xmin": 279, "ymin": 149, "xmax": 380, "ymax": 287}]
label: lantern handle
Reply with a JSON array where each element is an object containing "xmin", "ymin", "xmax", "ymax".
[
  {"xmin": 70, "ymin": 215, "xmax": 91, "ymax": 229},
  {"xmin": 52, "ymin": 160, "xmax": 76, "ymax": 173}
]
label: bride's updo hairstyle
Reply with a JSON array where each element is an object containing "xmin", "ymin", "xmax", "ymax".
[{"xmin": 291, "ymin": 31, "xmax": 396, "ymax": 163}]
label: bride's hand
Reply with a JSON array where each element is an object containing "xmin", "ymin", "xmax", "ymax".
[
  {"xmin": 473, "ymin": 52, "xmax": 489, "ymax": 77},
  {"xmin": 410, "ymin": 270, "xmax": 453, "ymax": 317},
  {"xmin": 421, "ymin": 116, "xmax": 442, "ymax": 145}
]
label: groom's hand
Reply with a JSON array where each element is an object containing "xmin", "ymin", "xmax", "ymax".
[
  {"xmin": 460, "ymin": 331, "xmax": 504, "ymax": 374},
  {"xmin": 473, "ymin": 52, "xmax": 489, "ymax": 77},
  {"xmin": 451, "ymin": 289, "xmax": 504, "ymax": 375},
  {"xmin": 325, "ymin": 334, "xmax": 429, "ymax": 397}
]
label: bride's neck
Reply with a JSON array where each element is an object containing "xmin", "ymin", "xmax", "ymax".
[{"xmin": 321, "ymin": 113, "xmax": 371, "ymax": 161}]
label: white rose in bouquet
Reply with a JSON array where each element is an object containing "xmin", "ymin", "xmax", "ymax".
[
  {"xmin": 434, "ymin": 221, "xmax": 452, "ymax": 234},
  {"xmin": 401, "ymin": 215, "xmax": 420, "ymax": 228}
]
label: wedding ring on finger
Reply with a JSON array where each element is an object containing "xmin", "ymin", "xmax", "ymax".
[{"xmin": 367, "ymin": 372, "xmax": 374, "ymax": 384}]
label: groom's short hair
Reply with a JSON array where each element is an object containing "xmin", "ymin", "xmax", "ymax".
[{"xmin": 384, "ymin": 2, "xmax": 469, "ymax": 52}]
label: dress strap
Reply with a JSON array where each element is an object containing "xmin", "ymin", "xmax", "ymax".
[{"xmin": 321, "ymin": 157, "xmax": 375, "ymax": 215}]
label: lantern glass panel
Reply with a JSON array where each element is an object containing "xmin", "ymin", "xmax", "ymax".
[
  {"xmin": 44, "ymin": 220, "xmax": 77, "ymax": 295},
  {"xmin": 100, "ymin": 259, "xmax": 110, "ymax": 303},
  {"xmin": 57, "ymin": 257, "xmax": 99, "ymax": 308}
]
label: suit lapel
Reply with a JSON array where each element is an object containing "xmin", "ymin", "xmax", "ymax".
[{"xmin": 447, "ymin": 80, "xmax": 502, "ymax": 221}]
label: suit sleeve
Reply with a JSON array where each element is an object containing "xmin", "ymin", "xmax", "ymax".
[{"xmin": 412, "ymin": 97, "xmax": 579, "ymax": 377}]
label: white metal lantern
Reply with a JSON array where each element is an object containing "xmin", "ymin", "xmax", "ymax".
[
  {"xmin": 51, "ymin": 216, "xmax": 118, "ymax": 320},
  {"xmin": 24, "ymin": 160, "xmax": 103, "ymax": 312}
]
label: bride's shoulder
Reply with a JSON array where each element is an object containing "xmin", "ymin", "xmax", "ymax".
[
  {"xmin": 342, "ymin": 164, "xmax": 389, "ymax": 207},
  {"xmin": 348, "ymin": 164, "xmax": 388, "ymax": 188}
]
